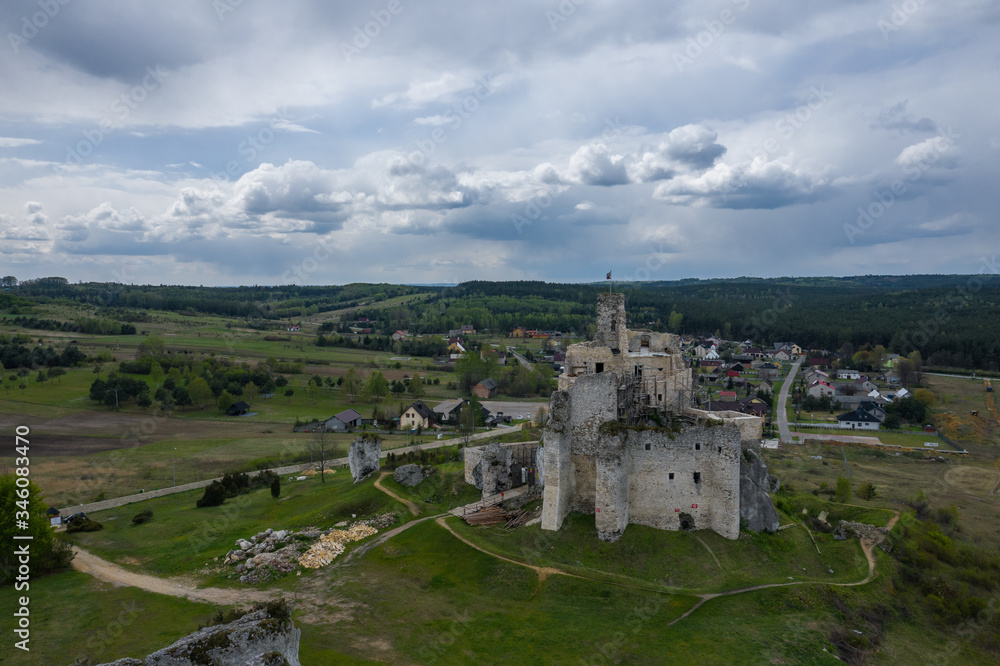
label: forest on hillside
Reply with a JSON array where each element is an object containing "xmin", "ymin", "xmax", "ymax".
[{"xmin": 4, "ymin": 275, "xmax": 1000, "ymax": 370}]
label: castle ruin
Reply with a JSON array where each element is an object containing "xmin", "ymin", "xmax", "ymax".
[{"xmin": 541, "ymin": 293, "xmax": 779, "ymax": 541}]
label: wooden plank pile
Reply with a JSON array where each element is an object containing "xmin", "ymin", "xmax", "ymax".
[{"xmin": 462, "ymin": 506, "xmax": 537, "ymax": 529}]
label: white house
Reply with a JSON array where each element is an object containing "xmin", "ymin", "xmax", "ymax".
[
  {"xmin": 837, "ymin": 369, "xmax": 861, "ymax": 380},
  {"xmin": 836, "ymin": 407, "xmax": 881, "ymax": 431},
  {"xmin": 807, "ymin": 380, "xmax": 837, "ymax": 399}
]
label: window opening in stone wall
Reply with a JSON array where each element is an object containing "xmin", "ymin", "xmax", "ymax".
[
  {"xmin": 668, "ymin": 472, "xmax": 674, "ymax": 480},
  {"xmin": 595, "ymin": 362, "xmax": 604, "ymax": 373},
  {"xmin": 644, "ymin": 442, "xmax": 651, "ymax": 451},
  {"xmin": 693, "ymin": 472, "xmax": 701, "ymax": 484},
  {"xmin": 641, "ymin": 337, "xmax": 649, "ymax": 348},
  {"xmin": 634, "ymin": 365, "xmax": 642, "ymax": 378},
  {"xmin": 695, "ymin": 443, "xmax": 701, "ymax": 451},
  {"xmin": 611, "ymin": 319, "xmax": 617, "ymax": 331},
  {"xmin": 718, "ymin": 446, "xmax": 722, "ymax": 453}
]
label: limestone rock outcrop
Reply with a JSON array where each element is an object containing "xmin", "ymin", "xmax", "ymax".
[
  {"xmin": 99, "ymin": 607, "xmax": 299, "ymax": 665},
  {"xmin": 349, "ymin": 435, "xmax": 382, "ymax": 483},
  {"xmin": 739, "ymin": 448, "xmax": 780, "ymax": 533},
  {"xmin": 393, "ymin": 463, "xmax": 436, "ymax": 487},
  {"xmin": 480, "ymin": 441, "xmax": 513, "ymax": 496}
]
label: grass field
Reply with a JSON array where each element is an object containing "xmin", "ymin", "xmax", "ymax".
[
  {"xmin": 0, "ymin": 570, "xmax": 217, "ymax": 665},
  {"xmin": 450, "ymin": 496, "xmax": 875, "ymax": 593},
  {"xmin": 71, "ymin": 469, "xmax": 410, "ymax": 582}
]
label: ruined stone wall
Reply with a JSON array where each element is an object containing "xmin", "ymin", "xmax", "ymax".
[
  {"xmin": 595, "ymin": 292, "xmax": 628, "ymax": 352},
  {"xmin": 464, "ymin": 446, "xmax": 485, "ymax": 485},
  {"xmin": 541, "ymin": 390, "xmax": 574, "ymax": 530},
  {"xmin": 541, "ymin": 373, "xmax": 616, "ymax": 530},
  {"xmin": 591, "ymin": 425, "xmax": 741, "ymax": 540},
  {"xmin": 689, "ymin": 408, "xmax": 763, "ymax": 443},
  {"xmin": 569, "ymin": 452, "xmax": 597, "ymax": 512},
  {"xmin": 595, "ymin": 438, "xmax": 629, "ymax": 541}
]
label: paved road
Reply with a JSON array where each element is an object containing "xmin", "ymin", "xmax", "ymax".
[
  {"xmin": 776, "ymin": 356, "xmax": 803, "ymax": 443},
  {"xmin": 64, "ymin": 424, "xmax": 523, "ymax": 515},
  {"xmin": 480, "ymin": 400, "xmax": 548, "ymax": 419},
  {"xmin": 506, "ymin": 347, "xmax": 536, "ymax": 372}
]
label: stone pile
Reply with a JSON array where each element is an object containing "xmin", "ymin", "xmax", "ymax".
[
  {"xmin": 299, "ymin": 523, "xmax": 378, "ymax": 569},
  {"xmin": 223, "ymin": 527, "xmax": 292, "ymax": 566},
  {"xmin": 833, "ymin": 520, "xmax": 892, "ymax": 552}
]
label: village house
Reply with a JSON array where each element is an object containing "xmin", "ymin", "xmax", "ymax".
[
  {"xmin": 472, "ymin": 378, "xmax": 499, "ymax": 399},
  {"xmin": 836, "ymin": 407, "xmax": 881, "ymax": 431},
  {"xmin": 807, "ymin": 380, "xmax": 837, "ymax": 399},
  {"xmin": 400, "ymin": 401, "xmax": 436, "ymax": 430}
]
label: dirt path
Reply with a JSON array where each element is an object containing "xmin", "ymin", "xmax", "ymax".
[
  {"xmin": 374, "ymin": 472, "xmax": 421, "ymax": 516},
  {"xmin": 70, "ymin": 546, "xmax": 279, "ymax": 605},
  {"xmin": 435, "ymin": 517, "xmax": 564, "ymax": 585},
  {"xmin": 694, "ymin": 535, "xmax": 725, "ymax": 572}
]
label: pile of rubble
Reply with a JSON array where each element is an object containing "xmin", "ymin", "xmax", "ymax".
[
  {"xmin": 221, "ymin": 528, "xmax": 303, "ymax": 584},
  {"xmin": 299, "ymin": 523, "xmax": 379, "ymax": 569},
  {"xmin": 833, "ymin": 520, "xmax": 893, "ymax": 552}
]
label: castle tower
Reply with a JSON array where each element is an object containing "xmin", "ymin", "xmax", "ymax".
[{"xmin": 595, "ymin": 292, "xmax": 627, "ymax": 353}]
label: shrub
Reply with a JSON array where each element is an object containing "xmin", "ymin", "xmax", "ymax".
[
  {"xmin": 132, "ymin": 509, "xmax": 153, "ymax": 525},
  {"xmin": 834, "ymin": 476, "xmax": 851, "ymax": 503},
  {"xmin": 196, "ymin": 481, "xmax": 226, "ymax": 508},
  {"xmin": 270, "ymin": 477, "xmax": 280, "ymax": 499},
  {"xmin": 66, "ymin": 517, "xmax": 103, "ymax": 533}
]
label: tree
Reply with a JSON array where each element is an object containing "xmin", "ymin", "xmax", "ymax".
[
  {"xmin": 137, "ymin": 393, "xmax": 152, "ymax": 410},
  {"xmin": 150, "ymin": 361, "xmax": 164, "ymax": 383},
  {"xmin": 908, "ymin": 350, "xmax": 923, "ymax": 385},
  {"xmin": 883, "ymin": 413, "xmax": 901, "ymax": 430},
  {"xmin": 343, "ymin": 368, "xmax": 361, "ymax": 403},
  {"xmin": 243, "ymin": 381, "xmax": 258, "ymax": 405},
  {"xmin": 218, "ymin": 389, "xmax": 235, "ymax": 412},
  {"xmin": 138, "ymin": 334, "xmax": 166, "ymax": 358},
  {"xmin": 870, "ymin": 345, "xmax": 887, "ymax": 370},
  {"xmin": 860, "ymin": 482, "xmax": 877, "ymax": 501},
  {"xmin": 270, "ymin": 477, "xmax": 281, "ymax": 498},
  {"xmin": 308, "ymin": 429, "xmax": 331, "ymax": 483},
  {"xmin": 668, "ymin": 310, "xmax": 683, "ymax": 332},
  {"xmin": 0, "ymin": 476, "xmax": 74, "ymax": 584},
  {"xmin": 409, "ymin": 373, "xmax": 424, "ymax": 399},
  {"xmin": 284, "ymin": 388, "xmax": 294, "ymax": 401},
  {"xmin": 307, "ymin": 378, "xmax": 320, "ymax": 403},
  {"xmin": 364, "ymin": 370, "xmax": 388, "ymax": 403},
  {"xmin": 189, "ymin": 377, "xmax": 212, "ymax": 409},
  {"xmin": 896, "ymin": 359, "xmax": 915, "ymax": 387},
  {"xmin": 834, "ymin": 476, "xmax": 852, "ymax": 503},
  {"xmin": 913, "ymin": 388, "xmax": 936, "ymax": 409},
  {"xmin": 47, "ymin": 367, "xmax": 66, "ymax": 383}
]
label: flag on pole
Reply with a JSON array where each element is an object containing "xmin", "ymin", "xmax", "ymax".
[{"xmin": 606, "ymin": 271, "xmax": 612, "ymax": 280}]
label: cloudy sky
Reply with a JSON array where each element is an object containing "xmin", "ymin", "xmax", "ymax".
[{"xmin": 1, "ymin": 0, "xmax": 998, "ymax": 286}]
